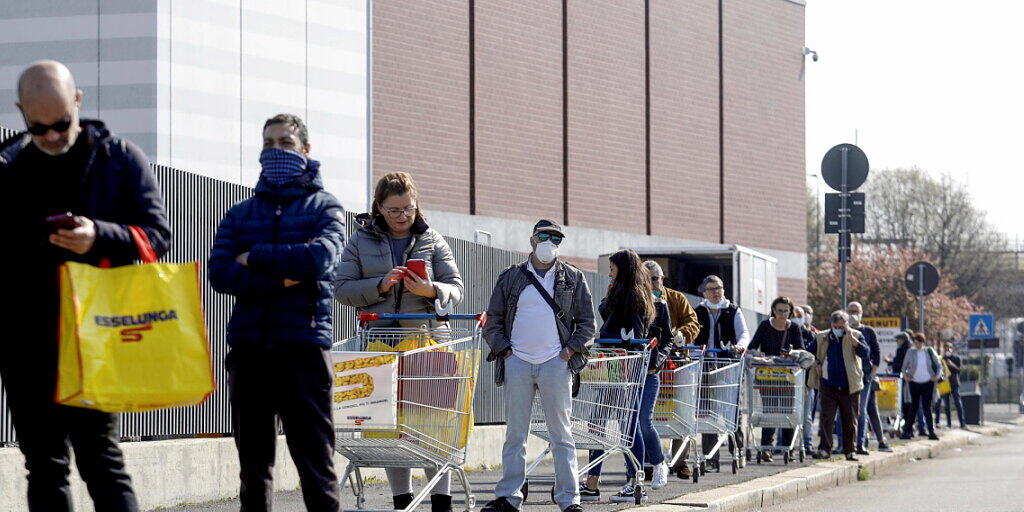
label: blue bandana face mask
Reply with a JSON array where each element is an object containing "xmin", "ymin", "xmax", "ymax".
[{"xmin": 259, "ymin": 147, "xmax": 318, "ymax": 186}]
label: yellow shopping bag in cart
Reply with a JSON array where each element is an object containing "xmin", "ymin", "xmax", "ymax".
[{"xmin": 56, "ymin": 226, "xmax": 214, "ymax": 412}]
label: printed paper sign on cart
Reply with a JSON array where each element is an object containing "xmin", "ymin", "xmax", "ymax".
[{"xmin": 331, "ymin": 351, "xmax": 398, "ymax": 428}]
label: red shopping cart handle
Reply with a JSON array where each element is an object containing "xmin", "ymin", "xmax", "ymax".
[{"xmin": 358, "ymin": 312, "xmax": 484, "ymax": 324}]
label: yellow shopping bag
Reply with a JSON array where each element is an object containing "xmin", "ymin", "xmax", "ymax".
[{"xmin": 56, "ymin": 226, "xmax": 215, "ymax": 412}]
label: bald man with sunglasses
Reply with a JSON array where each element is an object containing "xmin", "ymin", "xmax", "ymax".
[{"xmin": 0, "ymin": 60, "xmax": 170, "ymax": 511}]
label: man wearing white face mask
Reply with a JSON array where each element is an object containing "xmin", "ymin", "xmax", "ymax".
[
  {"xmin": 693, "ymin": 275, "xmax": 749, "ymax": 470},
  {"xmin": 482, "ymin": 220, "xmax": 596, "ymax": 512}
]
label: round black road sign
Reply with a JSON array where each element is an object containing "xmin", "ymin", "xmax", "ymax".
[
  {"xmin": 905, "ymin": 261, "xmax": 939, "ymax": 296},
  {"xmin": 821, "ymin": 143, "xmax": 869, "ymax": 191}
]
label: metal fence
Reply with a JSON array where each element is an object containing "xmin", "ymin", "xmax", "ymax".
[{"xmin": 0, "ymin": 125, "xmax": 608, "ymax": 441}]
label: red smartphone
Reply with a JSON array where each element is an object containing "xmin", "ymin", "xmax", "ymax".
[
  {"xmin": 46, "ymin": 212, "xmax": 81, "ymax": 231},
  {"xmin": 405, "ymin": 259, "xmax": 428, "ymax": 279}
]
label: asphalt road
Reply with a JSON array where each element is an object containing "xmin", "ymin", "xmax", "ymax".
[{"xmin": 763, "ymin": 425, "xmax": 1024, "ymax": 512}]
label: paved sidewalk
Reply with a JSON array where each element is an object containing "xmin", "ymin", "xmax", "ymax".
[
  {"xmin": 156, "ymin": 447, "xmax": 809, "ymax": 511},
  {"xmin": 155, "ymin": 405, "xmax": 1023, "ymax": 511}
]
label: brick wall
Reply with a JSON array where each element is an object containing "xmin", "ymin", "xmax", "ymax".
[
  {"xmin": 475, "ymin": 0, "xmax": 563, "ymax": 222},
  {"xmin": 778, "ymin": 277, "xmax": 807, "ymax": 306},
  {"xmin": 566, "ymin": 0, "xmax": 646, "ymax": 233},
  {"xmin": 372, "ymin": 0, "xmax": 470, "ymax": 213},
  {"xmin": 649, "ymin": 0, "xmax": 720, "ymax": 241},
  {"xmin": 371, "ymin": 0, "xmax": 807, "ymax": 271},
  {"xmin": 722, "ymin": 0, "xmax": 806, "ymax": 253}
]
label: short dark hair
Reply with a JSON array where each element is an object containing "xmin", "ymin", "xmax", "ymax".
[
  {"xmin": 770, "ymin": 296, "xmax": 795, "ymax": 318},
  {"xmin": 263, "ymin": 113, "xmax": 309, "ymax": 146}
]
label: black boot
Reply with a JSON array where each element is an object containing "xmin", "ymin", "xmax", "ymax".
[
  {"xmin": 394, "ymin": 493, "xmax": 415, "ymax": 511},
  {"xmin": 431, "ymin": 494, "xmax": 453, "ymax": 512}
]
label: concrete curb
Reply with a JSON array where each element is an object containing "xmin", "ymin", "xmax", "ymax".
[{"xmin": 634, "ymin": 423, "xmax": 1016, "ymax": 512}]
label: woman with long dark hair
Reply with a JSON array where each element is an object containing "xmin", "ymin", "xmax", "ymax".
[{"xmin": 579, "ymin": 250, "xmax": 671, "ymax": 504}]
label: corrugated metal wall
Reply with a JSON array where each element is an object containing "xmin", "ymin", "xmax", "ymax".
[{"xmin": 0, "ymin": 125, "xmax": 608, "ymax": 441}]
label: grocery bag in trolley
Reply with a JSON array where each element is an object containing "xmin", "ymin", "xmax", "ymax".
[{"xmin": 56, "ymin": 226, "xmax": 214, "ymax": 412}]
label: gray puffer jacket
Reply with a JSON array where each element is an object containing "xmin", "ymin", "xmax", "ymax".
[
  {"xmin": 334, "ymin": 213, "xmax": 463, "ymax": 327},
  {"xmin": 483, "ymin": 260, "xmax": 596, "ymax": 385}
]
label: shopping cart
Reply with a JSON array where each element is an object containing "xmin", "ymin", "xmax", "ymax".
[
  {"xmin": 332, "ymin": 312, "xmax": 484, "ymax": 512},
  {"xmin": 744, "ymin": 359, "xmax": 805, "ymax": 464},
  {"xmin": 876, "ymin": 373, "xmax": 904, "ymax": 438},
  {"xmin": 653, "ymin": 353, "xmax": 703, "ymax": 482},
  {"xmin": 522, "ymin": 339, "xmax": 653, "ymax": 505},
  {"xmin": 689, "ymin": 348, "xmax": 745, "ymax": 475}
]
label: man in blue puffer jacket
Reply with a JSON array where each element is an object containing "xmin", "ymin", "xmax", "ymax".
[{"xmin": 208, "ymin": 114, "xmax": 346, "ymax": 512}]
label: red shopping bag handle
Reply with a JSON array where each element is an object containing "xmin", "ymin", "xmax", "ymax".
[{"xmin": 99, "ymin": 226, "xmax": 158, "ymax": 268}]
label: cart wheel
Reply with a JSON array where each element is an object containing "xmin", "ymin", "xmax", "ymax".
[
  {"xmin": 634, "ymin": 483, "xmax": 643, "ymax": 505},
  {"xmin": 521, "ymin": 480, "xmax": 529, "ymax": 502},
  {"xmin": 466, "ymin": 495, "xmax": 476, "ymax": 511},
  {"xmin": 756, "ymin": 451, "xmax": 763, "ymax": 464},
  {"xmin": 731, "ymin": 459, "xmax": 738, "ymax": 474},
  {"xmin": 692, "ymin": 469, "xmax": 699, "ymax": 484},
  {"xmin": 799, "ymin": 449, "xmax": 805, "ymax": 463},
  {"xmin": 550, "ymin": 486, "xmax": 556, "ymax": 504},
  {"xmin": 783, "ymin": 451, "xmax": 790, "ymax": 465},
  {"xmin": 745, "ymin": 448, "xmax": 752, "ymax": 462},
  {"xmin": 700, "ymin": 462, "xmax": 707, "ymax": 476}
]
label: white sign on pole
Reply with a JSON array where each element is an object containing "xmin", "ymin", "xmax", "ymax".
[
  {"xmin": 861, "ymin": 317, "xmax": 903, "ymax": 364},
  {"xmin": 331, "ymin": 351, "xmax": 399, "ymax": 428}
]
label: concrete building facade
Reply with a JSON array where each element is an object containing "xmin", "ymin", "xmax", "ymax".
[{"xmin": 0, "ymin": 0, "xmax": 368, "ymax": 209}]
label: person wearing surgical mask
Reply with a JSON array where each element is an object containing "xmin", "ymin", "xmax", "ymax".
[
  {"xmin": 801, "ymin": 304, "xmax": 820, "ymax": 334},
  {"xmin": 846, "ymin": 302, "xmax": 891, "ymax": 453},
  {"xmin": 481, "ymin": 220, "xmax": 595, "ymax": 512},
  {"xmin": 692, "ymin": 275, "xmax": 749, "ymax": 470},
  {"xmin": 805, "ymin": 311, "xmax": 870, "ymax": 461}
]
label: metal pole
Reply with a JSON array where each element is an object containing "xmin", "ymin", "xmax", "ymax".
[
  {"xmin": 918, "ymin": 264, "xmax": 925, "ymax": 334},
  {"xmin": 840, "ymin": 147, "xmax": 849, "ymax": 310}
]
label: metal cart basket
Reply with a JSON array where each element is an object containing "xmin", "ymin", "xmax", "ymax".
[{"xmin": 332, "ymin": 312, "xmax": 483, "ymax": 512}]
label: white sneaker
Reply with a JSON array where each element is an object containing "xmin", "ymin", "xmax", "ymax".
[{"xmin": 651, "ymin": 462, "xmax": 669, "ymax": 489}]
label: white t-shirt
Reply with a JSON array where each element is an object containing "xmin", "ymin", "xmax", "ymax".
[
  {"xmin": 912, "ymin": 350, "xmax": 932, "ymax": 383},
  {"xmin": 510, "ymin": 262, "xmax": 562, "ymax": 364}
]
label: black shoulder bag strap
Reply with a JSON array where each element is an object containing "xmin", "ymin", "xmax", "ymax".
[
  {"xmin": 519, "ymin": 265, "xmax": 568, "ymax": 336},
  {"xmin": 519, "ymin": 265, "xmax": 582, "ymax": 396}
]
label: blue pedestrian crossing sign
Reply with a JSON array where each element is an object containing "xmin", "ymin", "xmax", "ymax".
[{"xmin": 968, "ymin": 313, "xmax": 994, "ymax": 339}]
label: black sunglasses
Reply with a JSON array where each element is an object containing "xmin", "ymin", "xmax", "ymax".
[
  {"xmin": 536, "ymin": 233, "xmax": 563, "ymax": 245},
  {"xmin": 25, "ymin": 116, "xmax": 73, "ymax": 136}
]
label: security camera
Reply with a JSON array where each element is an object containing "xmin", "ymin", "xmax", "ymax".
[{"xmin": 803, "ymin": 47, "xmax": 819, "ymax": 62}]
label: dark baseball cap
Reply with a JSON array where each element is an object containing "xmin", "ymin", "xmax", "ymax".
[{"xmin": 532, "ymin": 219, "xmax": 565, "ymax": 238}]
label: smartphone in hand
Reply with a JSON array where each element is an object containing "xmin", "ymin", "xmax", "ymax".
[
  {"xmin": 405, "ymin": 259, "xmax": 427, "ymax": 279},
  {"xmin": 46, "ymin": 212, "xmax": 81, "ymax": 231}
]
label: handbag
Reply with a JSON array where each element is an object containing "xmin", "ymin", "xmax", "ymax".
[{"xmin": 56, "ymin": 226, "xmax": 215, "ymax": 412}]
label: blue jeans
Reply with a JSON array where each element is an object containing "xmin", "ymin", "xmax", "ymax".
[
  {"xmin": 803, "ymin": 388, "xmax": 817, "ymax": 450},
  {"xmin": 496, "ymin": 355, "xmax": 578, "ymax": 509},
  {"xmin": 588, "ymin": 372, "xmax": 665, "ymax": 479},
  {"xmin": 856, "ymin": 380, "xmax": 885, "ymax": 447}
]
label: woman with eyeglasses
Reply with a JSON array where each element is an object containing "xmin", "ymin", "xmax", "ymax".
[
  {"xmin": 747, "ymin": 296, "xmax": 805, "ymax": 462},
  {"xmin": 334, "ymin": 172, "xmax": 464, "ymax": 512}
]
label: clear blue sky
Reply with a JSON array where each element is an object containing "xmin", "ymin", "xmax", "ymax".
[{"xmin": 805, "ymin": 0, "xmax": 1024, "ymax": 244}]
